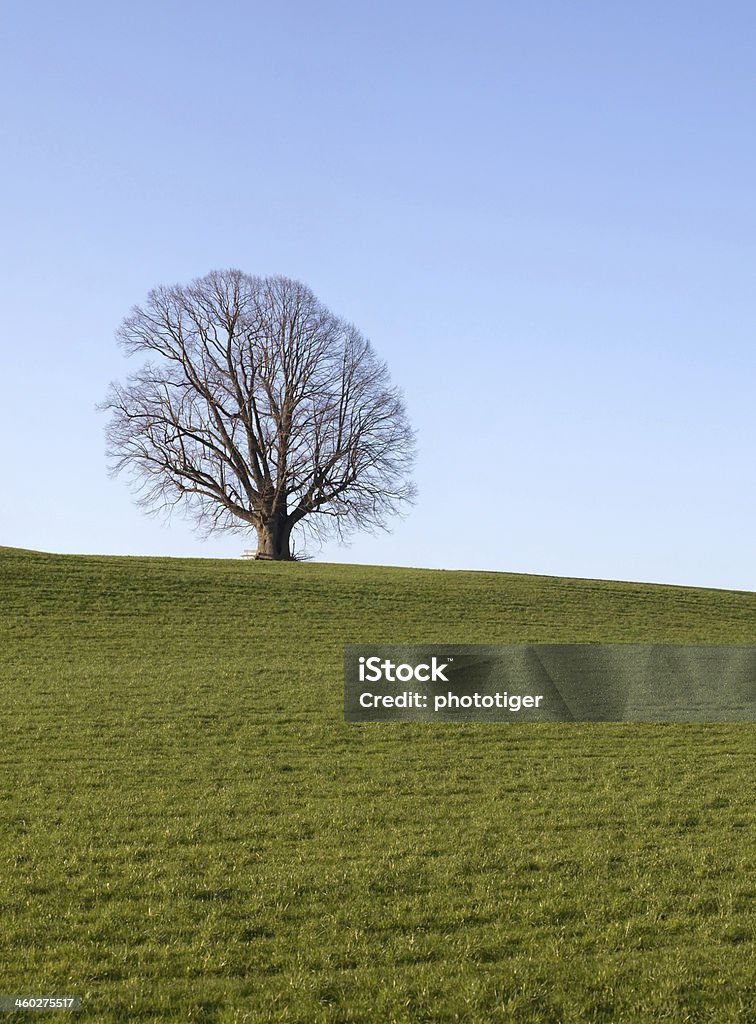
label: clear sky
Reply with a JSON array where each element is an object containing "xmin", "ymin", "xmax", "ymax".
[{"xmin": 1, "ymin": 1, "xmax": 754, "ymax": 590}]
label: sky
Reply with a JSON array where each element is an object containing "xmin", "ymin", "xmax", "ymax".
[{"xmin": 1, "ymin": 0, "xmax": 754, "ymax": 590}]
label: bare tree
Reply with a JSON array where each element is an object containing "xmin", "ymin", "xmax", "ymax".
[{"xmin": 101, "ymin": 270, "xmax": 416, "ymax": 559}]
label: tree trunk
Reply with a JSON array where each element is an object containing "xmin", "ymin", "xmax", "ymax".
[{"xmin": 255, "ymin": 515, "xmax": 292, "ymax": 560}]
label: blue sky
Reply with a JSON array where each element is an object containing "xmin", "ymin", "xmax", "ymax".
[{"xmin": 1, "ymin": 1, "xmax": 754, "ymax": 589}]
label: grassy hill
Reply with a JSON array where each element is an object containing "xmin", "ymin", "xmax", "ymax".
[{"xmin": 0, "ymin": 546, "xmax": 753, "ymax": 1023}]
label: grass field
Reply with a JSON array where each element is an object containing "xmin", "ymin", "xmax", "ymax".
[{"xmin": 0, "ymin": 545, "xmax": 753, "ymax": 1023}]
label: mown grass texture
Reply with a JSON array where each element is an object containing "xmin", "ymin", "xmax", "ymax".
[{"xmin": 0, "ymin": 546, "xmax": 753, "ymax": 1023}]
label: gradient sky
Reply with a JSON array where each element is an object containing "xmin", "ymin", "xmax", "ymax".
[{"xmin": 1, "ymin": 1, "xmax": 754, "ymax": 590}]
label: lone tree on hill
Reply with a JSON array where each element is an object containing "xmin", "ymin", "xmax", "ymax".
[{"xmin": 102, "ymin": 270, "xmax": 416, "ymax": 559}]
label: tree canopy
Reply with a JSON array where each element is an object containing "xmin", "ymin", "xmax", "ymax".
[{"xmin": 102, "ymin": 270, "xmax": 416, "ymax": 559}]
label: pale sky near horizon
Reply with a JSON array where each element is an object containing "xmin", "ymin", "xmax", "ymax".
[{"xmin": 1, "ymin": 1, "xmax": 754, "ymax": 590}]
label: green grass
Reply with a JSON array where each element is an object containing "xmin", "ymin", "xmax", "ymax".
[{"xmin": 0, "ymin": 545, "xmax": 753, "ymax": 1023}]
